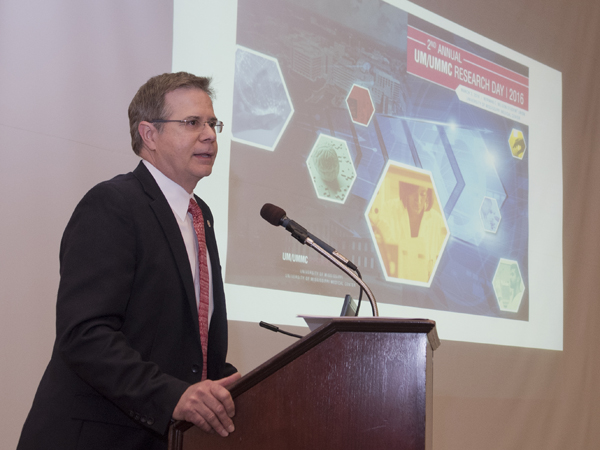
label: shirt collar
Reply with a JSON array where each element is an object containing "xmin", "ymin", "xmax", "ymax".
[{"xmin": 142, "ymin": 160, "xmax": 193, "ymax": 223}]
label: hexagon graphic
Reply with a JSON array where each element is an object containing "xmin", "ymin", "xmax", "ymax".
[
  {"xmin": 231, "ymin": 46, "xmax": 294, "ymax": 151},
  {"xmin": 492, "ymin": 259, "xmax": 525, "ymax": 312},
  {"xmin": 480, "ymin": 196, "xmax": 501, "ymax": 233},
  {"xmin": 443, "ymin": 126, "xmax": 507, "ymax": 247},
  {"xmin": 307, "ymin": 134, "xmax": 356, "ymax": 204},
  {"xmin": 365, "ymin": 161, "xmax": 450, "ymax": 286},
  {"xmin": 508, "ymin": 129, "xmax": 526, "ymax": 159},
  {"xmin": 345, "ymin": 84, "xmax": 374, "ymax": 127}
]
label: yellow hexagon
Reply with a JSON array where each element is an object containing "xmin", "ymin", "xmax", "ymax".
[
  {"xmin": 508, "ymin": 129, "xmax": 526, "ymax": 159},
  {"xmin": 366, "ymin": 162, "xmax": 449, "ymax": 286}
]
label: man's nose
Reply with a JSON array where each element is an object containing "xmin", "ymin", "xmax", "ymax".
[{"xmin": 199, "ymin": 123, "xmax": 217, "ymax": 140}]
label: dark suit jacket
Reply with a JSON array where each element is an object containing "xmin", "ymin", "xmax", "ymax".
[{"xmin": 18, "ymin": 162, "xmax": 235, "ymax": 450}]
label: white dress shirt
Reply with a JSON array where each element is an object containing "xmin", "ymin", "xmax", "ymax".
[{"xmin": 143, "ymin": 160, "xmax": 214, "ymax": 326}]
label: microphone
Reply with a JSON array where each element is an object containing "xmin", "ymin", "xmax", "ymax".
[
  {"xmin": 259, "ymin": 321, "xmax": 303, "ymax": 339},
  {"xmin": 260, "ymin": 203, "xmax": 378, "ymax": 316},
  {"xmin": 260, "ymin": 203, "xmax": 358, "ymax": 271}
]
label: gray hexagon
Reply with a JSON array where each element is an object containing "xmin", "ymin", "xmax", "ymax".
[
  {"xmin": 231, "ymin": 46, "xmax": 294, "ymax": 151},
  {"xmin": 480, "ymin": 196, "xmax": 501, "ymax": 233}
]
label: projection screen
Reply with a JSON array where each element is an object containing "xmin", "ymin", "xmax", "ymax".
[{"xmin": 172, "ymin": 0, "xmax": 562, "ymax": 350}]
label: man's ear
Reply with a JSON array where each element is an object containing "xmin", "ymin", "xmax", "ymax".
[{"xmin": 138, "ymin": 121, "xmax": 157, "ymax": 151}]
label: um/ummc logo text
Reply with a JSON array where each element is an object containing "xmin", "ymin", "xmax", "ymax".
[
  {"xmin": 282, "ymin": 252, "xmax": 308, "ymax": 264},
  {"xmin": 414, "ymin": 49, "xmax": 453, "ymax": 76}
]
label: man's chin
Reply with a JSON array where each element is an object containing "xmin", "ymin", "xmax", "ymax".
[{"xmin": 194, "ymin": 167, "xmax": 214, "ymax": 181}]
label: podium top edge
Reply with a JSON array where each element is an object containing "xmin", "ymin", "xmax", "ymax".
[
  {"xmin": 318, "ymin": 317, "xmax": 439, "ymax": 349},
  {"xmin": 227, "ymin": 317, "xmax": 439, "ymax": 397}
]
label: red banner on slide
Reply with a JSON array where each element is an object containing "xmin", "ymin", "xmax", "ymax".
[{"xmin": 407, "ymin": 26, "xmax": 529, "ymax": 111}]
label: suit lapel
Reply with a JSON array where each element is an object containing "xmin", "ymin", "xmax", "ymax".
[
  {"xmin": 195, "ymin": 196, "xmax": 219, "ymax": 275},
  {"xmin": 132, "ymin": 162, "xmax": 200, "ymax": 336}
]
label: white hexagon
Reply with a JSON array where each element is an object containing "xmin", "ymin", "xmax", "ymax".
[
  {"xmin": 492, "ymin": 259, "xmax": 525, "ymax": 312},
  {"xmin": 306, "ymin": 134, "xmax": 356, "ymax": 204}
]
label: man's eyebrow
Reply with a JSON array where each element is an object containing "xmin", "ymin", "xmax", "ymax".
[{"xmin": 184, "ymin": 115, "xmax": 218, "ymax": 121}]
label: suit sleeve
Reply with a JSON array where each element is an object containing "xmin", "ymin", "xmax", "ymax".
[{"xmin": 55, "ymin": 182, "xmax": 189, "ymax": 435}]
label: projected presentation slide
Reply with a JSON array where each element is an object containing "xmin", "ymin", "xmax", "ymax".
[{"xmin": 173, "ymin": 0, "xmax": 562, "ymax": 350}]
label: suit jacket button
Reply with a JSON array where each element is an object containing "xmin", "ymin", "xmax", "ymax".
[
  {"xmin": 191, "ymin": 364, "xmax": 200, "ymax": 374},
  {"xmin": 134, "ymin": 414, "xmax": 140, "ymax": 421},
  {"xmin": 147, "ymin": 418, "xmax": 155, "ymax": 426},
  {"xmin": 140, "ymin": 416, "xmax": 147, "ymax": 424}
]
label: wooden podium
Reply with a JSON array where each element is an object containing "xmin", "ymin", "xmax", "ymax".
[{"xmin": 169, "ymin": 318, "xmax": 439, "ymax": 450}]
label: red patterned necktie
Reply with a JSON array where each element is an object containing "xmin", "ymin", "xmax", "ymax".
[{"xmin": 188, "ymin": 198, "xmax": 210, "ymax": 381}]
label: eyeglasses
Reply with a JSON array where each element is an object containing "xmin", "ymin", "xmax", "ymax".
[{"xmin": 149, "ymin": 119, "xmax": 224, "ymax": 134}]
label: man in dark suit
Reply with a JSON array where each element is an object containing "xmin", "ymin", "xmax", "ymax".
[{"xmin": 18, "ymin": 72, "xmax": 240, "ymax": 449}]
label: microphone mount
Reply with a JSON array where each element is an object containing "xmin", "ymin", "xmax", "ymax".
[{"xmin": 305, "ymin": 237, "xmax": 379, "ymax": 317}]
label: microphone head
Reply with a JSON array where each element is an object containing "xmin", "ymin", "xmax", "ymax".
[{"xmin": 260, "ymin": 203, "xmax": 286, "ymax": 226}]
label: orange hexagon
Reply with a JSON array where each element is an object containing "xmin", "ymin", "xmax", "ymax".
[{"xmin": 346, "ymin": 84, "xmax": 375, "ymax": 126}]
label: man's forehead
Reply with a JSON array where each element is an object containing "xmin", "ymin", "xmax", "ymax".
[
  {"xmin": 164, "ymin": 87, "xmax": 215, "ymax": 116},
  {"xmin": 165, "ymin": 87, "xmax": 212, "ymax": 102}
]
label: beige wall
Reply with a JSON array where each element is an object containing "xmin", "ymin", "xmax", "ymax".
[{"xmin": 2, "ymin": 1, "xmax": 599, "ymax": 449}]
